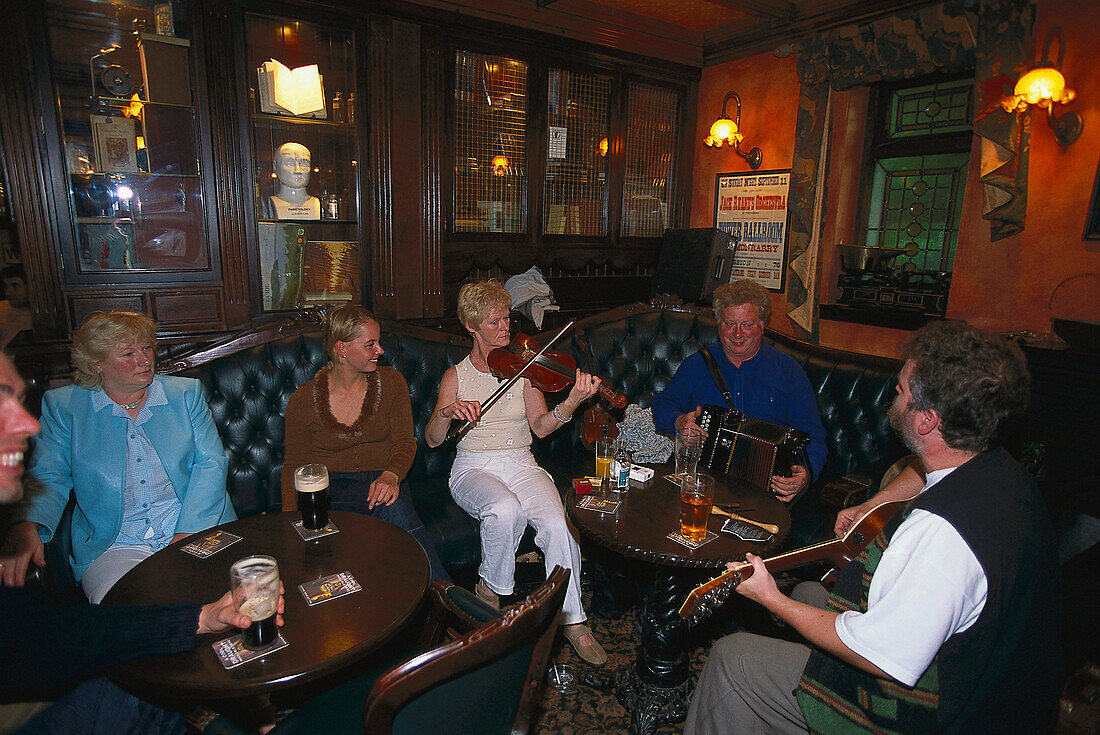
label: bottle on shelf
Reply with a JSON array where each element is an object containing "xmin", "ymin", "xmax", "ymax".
[
  {"xmin": 331, "ymin": 92, "xmax": 344, "ymax": 124},
  {"xmin": 346, "ymin": 92, "xmax": 356, "ymax": 124}
]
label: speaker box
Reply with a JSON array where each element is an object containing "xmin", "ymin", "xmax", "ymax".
[{"xmin": 654, "ymin": 227, "xmax": 738, "ymax": 304}]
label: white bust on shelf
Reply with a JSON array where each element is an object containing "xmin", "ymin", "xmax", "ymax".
[{"xmin": 264, "ymin": 142, "xmax": 321, "ymax": 220}]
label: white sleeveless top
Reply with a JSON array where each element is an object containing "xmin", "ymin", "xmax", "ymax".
[{"xmin": 455, "ymin": 356, "xmax": 532, "ymax": 453}]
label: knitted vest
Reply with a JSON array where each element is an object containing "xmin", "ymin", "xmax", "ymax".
[{"xmin": 796, "ymin": 448, "xmax": 1061, "ymax": 734}]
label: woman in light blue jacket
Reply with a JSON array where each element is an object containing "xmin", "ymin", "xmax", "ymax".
[{"xmin": 2, "ymin": 312, "xmax": 234, "ymax": 602}]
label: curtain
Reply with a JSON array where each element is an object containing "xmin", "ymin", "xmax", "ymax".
[{"xmin": 785, "ymin": 0, "xmax": 1017, "ymax": 338}]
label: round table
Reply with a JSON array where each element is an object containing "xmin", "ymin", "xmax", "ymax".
[
  {"xmin": 568, "ymin": 464, "xmax": 790, "ymax": 735},
  {"xmin": 103, "ymin": 511, "xmax": 430, "ymax": 707}
]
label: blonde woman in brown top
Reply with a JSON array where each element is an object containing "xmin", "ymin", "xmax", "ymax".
[{"xmin": 281, "ymin": 304, "xmax": 449, "ymax": 581}]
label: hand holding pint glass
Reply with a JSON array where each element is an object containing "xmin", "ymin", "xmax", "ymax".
[
  {"xmin": 231, "ymin": 555, "xmax": 281, "ymax": 649},
  {"xmin": 294, "ymin": 463, "xmax": 330, "ymax": 530},
  {"xmin": 679, "ymin": 473, "xmax": 715, "ymax": 542}
]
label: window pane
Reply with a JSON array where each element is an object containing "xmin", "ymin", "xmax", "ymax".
[
  {"xmin": 886, "ymin": 79, "xmax": 973, "ymax": 139},
  {"xmin": 622, "ymin": 83, "xmax": 678, "ymax": 237},
  {"xmin": 454, "ymin": 51, "xmax": 527, "ymax": 233},
  {"xmin": 543, "ymin": 69, "xmax": 611, "ymax": 235},
  {"xmin": 865, "ymin": 153, "xmax": 968, "ymax": 272}
]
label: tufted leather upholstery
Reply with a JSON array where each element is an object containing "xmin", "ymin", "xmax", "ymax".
[
  {"xmin": 30, "ymin": 305, "xmax": 903, "ymax": 600},
  {"xmin": 561, "ymin": 304, "xmax": 905, "ymax": 542},
  {"xmin": 171, "ymin": 305, "xmax": 903, "ymax": 573},
  {"xmin": 180, "ymin": 326, "xmax": 481, "ymax": 571}
]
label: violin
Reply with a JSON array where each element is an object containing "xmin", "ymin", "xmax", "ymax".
[
  {"xmin": 486, "ymin": 335, "xmax": 627, "ymax": 409},
  {"xmin": 580, "ymin": 404, "xmax": 620, "ymax": 451}
]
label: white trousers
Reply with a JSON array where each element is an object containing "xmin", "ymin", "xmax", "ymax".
[
  {"xmin": 450, "ymin": 449, "xmax": 586, "ymax": 625},
  {"xmin": 81, "ymin": 544, "xmax": 156, "ymax": 604}
]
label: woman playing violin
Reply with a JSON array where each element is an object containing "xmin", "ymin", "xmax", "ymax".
[{"xmin": 425, "ymin": 281, "xmax": 607, "ymax": 666}]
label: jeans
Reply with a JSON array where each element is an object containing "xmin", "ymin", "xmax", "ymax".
[
  {"xmin": 14, "ymin": 678, "xmax": 184, "ymax": 735},
  {"xmin": 328, "ymin": 471, "xmax": 451, "ymax": 582}
]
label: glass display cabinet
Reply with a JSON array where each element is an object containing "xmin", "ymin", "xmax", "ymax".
[
  {"xmin": 245, "ymin": 14, "xmax": 361, "ymax": 311},
  {"xmin": 47, "ymin": 0, "xmax": 213, "ymax": 280}
]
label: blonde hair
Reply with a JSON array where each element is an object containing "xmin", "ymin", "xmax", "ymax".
[
  {"xmin": 456, "ymin": 280, "xmax": 511, "ymax": 331},
  {"xmin": 323, "ymin": 303, "xmax": 377, "ymax": 361},
  {"xmin": 713, "ymin": 279, "xmax": 771, "ymax": 324},
  {"xmin": 72, "ymin": 312, "xmax": 157, "ymax": 389}
]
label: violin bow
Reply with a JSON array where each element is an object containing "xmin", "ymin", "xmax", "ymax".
[{"xmin": 445, "ymin": 320, "xmax": 576, "ymax": 443}]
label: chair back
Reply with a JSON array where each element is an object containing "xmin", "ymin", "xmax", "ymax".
[{"xmin": 364, "ymin": 566, "xmax": 570, "ymax": 735}]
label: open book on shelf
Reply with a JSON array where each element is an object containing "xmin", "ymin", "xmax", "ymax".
[{"xmin": 256, "ymin": 60, "xmax": 326, "ymax": 118}]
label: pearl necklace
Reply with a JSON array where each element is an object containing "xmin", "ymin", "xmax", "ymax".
[{"xmin": 116, "ymin": 390, "xmax": 147, "ymax": 411}]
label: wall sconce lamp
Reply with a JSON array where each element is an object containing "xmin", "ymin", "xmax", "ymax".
[
  {"xmin": 597, "ymin": 137, "xmax": 608, "ymax": 157},
  {"xmin": 703, "ymin": 91, "xmax": 762, "ymax": 169},
  {"xmin": 1000, "ymin": 26, "xmax": 1083, "ymax": 145}
]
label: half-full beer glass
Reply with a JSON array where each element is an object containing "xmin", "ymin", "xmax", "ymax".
[
  {"xmin": 679, "ymin": 473, "xmax": 715, "ymax": 542},
  {"xmin": 675, "ymin": 427, "xmax": 703, "ymax": 479},
  {"xmin": 230, "ymin": 555, "xmax": 280, "ymax": 649},
  {"xmin": 294, "ymin": 463, "xmax": 329, "ymax": 530}
]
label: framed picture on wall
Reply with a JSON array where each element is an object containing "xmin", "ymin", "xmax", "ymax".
[
  {"xmin": 1085, "ymin": 155, "xmax": 1100, "ymax": 240},
  {"xmin": 713, "ymin": 170, "xmax": 791, "ymax": 292}
]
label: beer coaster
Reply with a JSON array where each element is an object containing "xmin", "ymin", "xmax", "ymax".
[
  {"xmin": 666, "ymin": 530, "xmax": 718, "ymax": 549},
  {"xmin": 299, "ymin": 571, "xmax": 362, "ymax": 606},
  {"xmin": 576, "ymin": 495, "xmax": 621, "ymax": 514},
  {"xmin": 181, "ymin": 530, "xmax": 242, "ymax": 558},
  {"xmin": 212, "ymin": 632, "xmax": 288, "ymax": 669},
  {"xmin": 720, "ymin": 519, "xmax": 772, "ymax": 542},
  {"xmin": 292, "ymin": 520, "xmax": 339, "ymax": 540}
]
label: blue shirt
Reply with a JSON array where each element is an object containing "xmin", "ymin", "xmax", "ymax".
[
  {"xmin": 651, "ymin": 342, "xmax": 827, "ymax": 479},
  {"xmin": 91, "ymin": 380, "xmax": 181, "ymax": 549}
]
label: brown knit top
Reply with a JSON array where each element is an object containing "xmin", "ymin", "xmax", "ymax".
[{"xmin": 280, "ymin": 365, "xmax": 416, "ymax": 509}]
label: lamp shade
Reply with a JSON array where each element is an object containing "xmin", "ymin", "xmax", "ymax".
[
  {"xmin": 1014, "ymin": 66, "xmax": 1067, "ymax": 106},
  {"xmin": 492, "ymin": 154, "xmax": 508, "ymax": 176},
  {"xmin": 706, "ymin": 116, "xmax": 742, "ymax": 147}
]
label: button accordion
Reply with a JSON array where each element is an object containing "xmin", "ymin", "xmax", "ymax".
[{"xmin": 696, "ymin": 405, "xmax": 810, "ymax": 491}]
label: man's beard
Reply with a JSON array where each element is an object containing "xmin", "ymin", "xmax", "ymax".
[{"xmin": 888, "ymin": 400, "xmax": 920, "ymax": 454}]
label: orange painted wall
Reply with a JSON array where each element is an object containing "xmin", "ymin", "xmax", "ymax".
[{"xmin": 690, "ymin": 0, "xmax": 1100, "ymax": 359}]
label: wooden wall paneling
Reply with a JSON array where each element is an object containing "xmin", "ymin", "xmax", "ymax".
[
  {"xmin": 527, "ymin": 62, "xmax": 547, "ymax": 244},
  {"xmin": 368, "ymin": 18, "xmax": 397, "ymax": 318},
  {"xmin": 151, "ymin": 291, "xmax": 223, "ymax": 326},
  {"xmin": 673, "ymin": 78, "xmax": 699, "ymax": 228},
  {"xmin": 201, "ymin": 0, "xmax": 249, "ymax": 328},
  {"xmin": 421, "ymin": 27, "xmax": 446, "ymax": 317},
  {"xmin": 3, "ymin": 2, "xmax": 67, "ymax": 340},
  {"xmin": 390, "ymin": 20, "xmax": 426, "ymax": 319},
  {"xmin": 69, "ymin": 293, "xmax": 148, "ymax": 328}
]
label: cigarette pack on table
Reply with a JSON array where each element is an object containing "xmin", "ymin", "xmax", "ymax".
[{"xmin": 629, "ymin": 466, "xmax": 654, "ymax": 482}]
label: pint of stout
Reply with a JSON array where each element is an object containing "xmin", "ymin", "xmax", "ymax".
[
  {"xmin": 294, "ymin": 463, "xmax": 330, "ymax": 530},
  {"xmin": 230, "ymin": 555, "xmax": 280, "ymax": 650}
]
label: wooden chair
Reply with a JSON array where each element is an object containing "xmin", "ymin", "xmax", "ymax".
[{"xmin": 208, "ymin": 566, "xmax": 569, "ymax": 735}]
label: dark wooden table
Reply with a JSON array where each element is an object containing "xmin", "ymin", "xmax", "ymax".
[
  {"xmin": 103, "ymin": 511, "xmax": 430, "ymax": 708},
  {"xmin": 568, "ymin": 464, "xmax": 790, "ymax": 735}
]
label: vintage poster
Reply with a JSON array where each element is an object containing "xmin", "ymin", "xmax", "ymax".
[{"xmin": 713, "ymin": 170, "xmax": 790, "ymax": 292}]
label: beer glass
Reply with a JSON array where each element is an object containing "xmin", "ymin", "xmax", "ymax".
[
  {"xmin": 294, "ymin": 463, "xmax": 330, "ymax": 530},
  {"xmin": 675, "ymin": 427, "xmax": 704, "ymax": 479},
  {"xmin": 679, "ymin": 473, "xmax": 715, "ymax": 542},
  {"xmin": 595, "ymin": 439, "xmax": 615, "ymax": 496},
  {"xmin": 230, "ymin": 555, "xmax": 280, "ymax": 650}
]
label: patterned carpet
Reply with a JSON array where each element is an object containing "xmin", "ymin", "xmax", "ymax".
[{"xmin": 513, "ymin": 559, "xmax": 804, "ymax": 735}]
